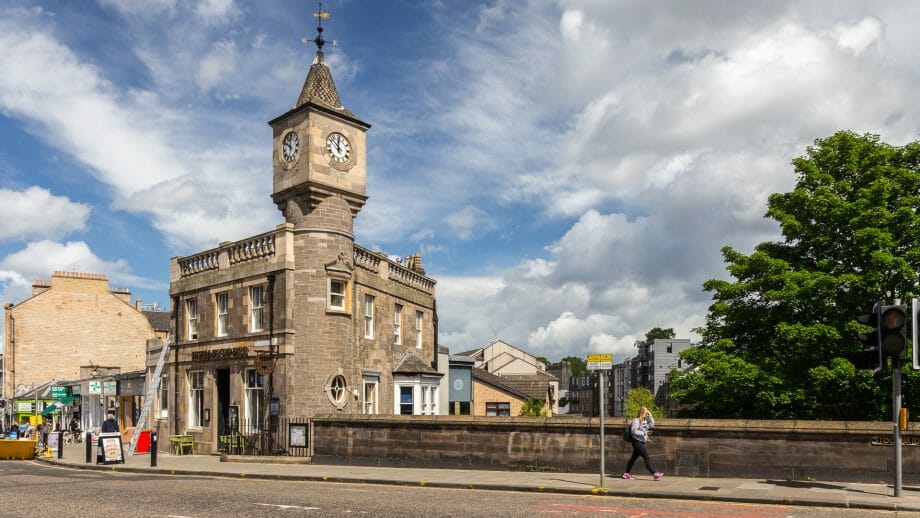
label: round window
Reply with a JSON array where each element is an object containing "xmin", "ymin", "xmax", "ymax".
[{"xmin": 329, "ymin": 375, "xmax": 347, "ymax": 406}]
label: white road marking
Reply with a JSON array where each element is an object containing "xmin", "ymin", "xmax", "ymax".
[{"xmin": 255, "ymin": 503, "xmax": 321, "ymax": 511}]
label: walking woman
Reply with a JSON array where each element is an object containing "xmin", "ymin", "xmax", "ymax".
[{"xmin": 623, "ymin": 406, "xmax": 663, "ymax": 480}]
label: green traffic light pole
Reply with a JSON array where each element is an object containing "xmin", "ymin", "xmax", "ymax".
[
  {"xmin": 879, "ymin": 299, "xmax": 907, "ymax": 498},
  {"xmin": 893, "ymin": 352, "xmax": 902, "ymax": 497}
]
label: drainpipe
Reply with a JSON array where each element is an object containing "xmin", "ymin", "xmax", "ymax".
[
  {"xmin": 266, "ymin": 272, "xmax": 276, "ymax": 441},
  {"xmin": 432, "ymin": 300, "xmax": 439, "ymax": 370},
  {"xmin": 172, "ymin": 295, "xmax": 180, "ymax": 437}
]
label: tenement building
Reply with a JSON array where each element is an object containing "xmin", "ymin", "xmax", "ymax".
[
  {"xmin": 156, "ymin": 19, "xmax": 438, "ymax": 453},
  {"xmin": 3, "ymin": 271, "xmax": 160, "ymax": 430}
]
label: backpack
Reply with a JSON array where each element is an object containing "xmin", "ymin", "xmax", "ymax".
[{"xmin": 623, "ymin": 422, "xmax": 632, "ymax": 442}]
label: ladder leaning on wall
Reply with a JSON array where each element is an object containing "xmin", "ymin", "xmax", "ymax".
[{"xmin": 128, "ymin": 339, "xmax": 171, "ymax": 455}]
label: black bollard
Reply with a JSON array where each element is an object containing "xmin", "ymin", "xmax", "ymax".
[
  {"xmin": 150, "ymin": 432, "xmax": 158, "ymax": 467},
  {"xmin": 57, "ymin": 431, "xmax": 63, "ymax": 459},
  {"xmin": 85, "ymin": 431, "xmax": 91, "ymax": 463}
]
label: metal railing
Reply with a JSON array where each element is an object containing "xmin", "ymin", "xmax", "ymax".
[{"xmin": 218, "ymin": 417, "xmax": 309, "ymax": 457}]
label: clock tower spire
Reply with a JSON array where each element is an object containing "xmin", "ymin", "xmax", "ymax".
[{"xmin": 268, "ymin": 3, "xmax": 370, "ymax": 226}]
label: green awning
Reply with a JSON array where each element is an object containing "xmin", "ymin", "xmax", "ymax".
[{"xmin": 41, "ymin": 396, "xmax": 78, "ymax": 415}]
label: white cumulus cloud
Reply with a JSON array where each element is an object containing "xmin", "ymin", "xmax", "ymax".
[{"xmin": 0, "ymin": 187, "xmax": 90, "ymax": 241}]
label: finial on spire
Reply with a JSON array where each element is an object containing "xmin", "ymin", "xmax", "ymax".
[{"xmin": 312, "ymin": 2, "xmax": 330, "ymax": 51}]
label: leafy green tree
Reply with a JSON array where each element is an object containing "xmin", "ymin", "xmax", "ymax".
[
  {"xmin": 643, "ymin": 327, "xmax": 676, "ymax": 344},
  {"xmin": 624, "ymin": 388, "xmax": 665, "ymax": 418},
  {"xmin": 670, "ymin": 131, "xmax": 920, "ymax": 420},
  {"xmin": 561, "ymin": 356, "xmax": 587, "ymax": 376},
  {"xmin": 536, "ymin": 356, "xmax": 550, "ymax": 366},
  {"xmin": 519, "ymin": 398, "xmax": 547, "ymax": 416}
]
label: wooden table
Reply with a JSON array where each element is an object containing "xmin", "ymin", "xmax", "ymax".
[{"xmin": 168, "ymin": 435, "xmax": 194, "ymax": 455}]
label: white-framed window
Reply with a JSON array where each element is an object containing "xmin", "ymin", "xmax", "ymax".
[
  {"xmin": 250, "ymin": 286, "xmax": 264, "ymax": 332},
  {"xmin": 158, "ymin": 374, "xmax": 169, "ymax": 419},
  {"xmin": 245, "ymin": 368, "xmax": 264, "ymax": 429},
  {"xmin": 363, "ymin": 377, "xmax": 379, "ymax": 414},
  {"xmin": 421, "ymin": 385, "xmax": 438, "ymax": 415},
  {"xmin": 486, "ymin": 402, "xmax": 511, "ymax": 416},
  {"xmin": 328, "ymin": 278, "xmax": 346, "ymax": 310},
  {"xmin": 393, "ymin": 304, "xmax": 403, "ymax": 345},
  {"xmin": 364, "ymin": 294, "xmax": 375, "ymax": 339},
  {"xmin": 216, "ymin": 292, "xmax": 229, "ymax": 337},
  {"xmin": 186, "ymin": 299, "xmax": 198, "ymax": 340},
  {"xmin": 398, "ymin": 385, "xmax": 414, "ymax": 415},
  {"xmin": 415, "ymin": 310, "xmax": 423, "ymax": 349},
  {"xmin": 188, "ymin": 371, "xmax": 205, "ymax": 428}
]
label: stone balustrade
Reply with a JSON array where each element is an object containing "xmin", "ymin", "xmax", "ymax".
[
  {"xmin": 178, "ymin": 250, "xmax": 219, "ymax": 277},
  {"xmin": 229, "ymin": 233, "xmax": 276, "ymax": 265},
  {"xmin": 178, "ymin": 231, "xmax": 278, "ymax": 278},
  {"xmin": 353, "ymin": 246, "xmax": 380, "ymax": 273},
  {"xmin": 391, "ymin": 264, "xmax": 435, "ymax": 292}
]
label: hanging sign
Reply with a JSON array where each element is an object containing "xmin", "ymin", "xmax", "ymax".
[
  {"xmin": 51, "ymin": 386, "xmax": 71, "ymax": 398},
  {"xmin": 256, "ymin": 354, "xmax": 275, "ymax": 375}
]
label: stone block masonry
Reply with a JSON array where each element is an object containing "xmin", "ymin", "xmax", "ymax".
[{"xmin": 310, "ymin": 415, "xmax": 920, "ymax": 484}]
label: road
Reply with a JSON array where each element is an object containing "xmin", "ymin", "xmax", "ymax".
[{"xmin": 0, "ymin": 461, "xmax": 904, "ymax": 517}]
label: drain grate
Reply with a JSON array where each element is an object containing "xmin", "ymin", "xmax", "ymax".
[{"xmin": 699, "ymin": 486, "xmax": 720, "ymax": 491}]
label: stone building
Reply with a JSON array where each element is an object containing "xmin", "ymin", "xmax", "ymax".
[
  {"xmin": 2, "ymin": 271, "xmax": 160, "ymax": 429},
  {"xmin": 155, "ymin": 22, "xmax": 438, "ymax": 453}
]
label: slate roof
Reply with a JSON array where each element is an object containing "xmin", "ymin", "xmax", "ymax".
[
  {"xmin": 456, "ymin": 348, "xmax": 483, "ymax": 359},
  {"xmin": 142, "ymin": 310, "xmax": 170, "ymax": 332},
  {"xmin": 392, "ymin": 351, "xmax": 440, "ymax": 375},
  {"xmin": 296, "ymin": 51, "xmax": 360, "ymax": 122},
  {"xmin": 471, "ymin": 368, "xmax": 529, "ymax": 400},
  {"xmin": 497, "ymin": 371, "xmax": 558, "ymax": 400}
]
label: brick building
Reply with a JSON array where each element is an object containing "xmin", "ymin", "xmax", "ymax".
[
  {"xmin": 3, "ymin": 271, "xmax": 160, "ymax": 429},
  {"xmin": 155, "ymin": 22, "xmax": 438, "ymax": 453},
  {"xmin": 458, "ymin": 340, "xmax": 559, "ymax": 416}
]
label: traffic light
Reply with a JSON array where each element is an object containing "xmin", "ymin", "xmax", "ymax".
[
  {"xmin": 852, "ymin": 303, "xmax": 882, "ymax": 372},
  {"xmin": 913, "ymin": 298, "xmax": 919, "ymax": 371},
  {"xmin": 878, "ymin": 303, "xmax": 908, "ymax": 358}
]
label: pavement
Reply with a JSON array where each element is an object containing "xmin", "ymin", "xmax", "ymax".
[{"xmin": 34, "ymin": 446, "xmax": 920, "ymax": 512}]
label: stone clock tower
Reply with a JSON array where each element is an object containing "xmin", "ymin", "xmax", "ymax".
[
  {"xmin": 268, "ymin": 23, "xmax": 370, "ymax": 226},
  {"xmin": 267, "ymin": 16, "xmax": 374, "ymax": 416},
  {"xmin": 164, "ymin": 11, "xmax": 438, "ymax": 445}
]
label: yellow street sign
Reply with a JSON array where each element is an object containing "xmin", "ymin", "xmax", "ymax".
[{"xmin": 586, "ymin": 353, "xmax": 612, "ymax": 363}]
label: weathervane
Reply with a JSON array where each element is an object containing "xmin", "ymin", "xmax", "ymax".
[{"xmin": 301, "ymin": 2, "xmax": 336, "ymax": 52}]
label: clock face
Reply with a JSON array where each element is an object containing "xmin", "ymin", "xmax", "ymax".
[
  {"xmin": 282, "ymin": 132, "xmax": 300, "ymax": 163},
  {"xmin": 326, "ymin": 132, "xmax": 351, "ymax": 163},
  {"xmin": 453, "ymin": 379, "xmax": 464, "ymax": 391}
]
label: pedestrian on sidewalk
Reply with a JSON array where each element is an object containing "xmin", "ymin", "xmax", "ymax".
[
  {"xmin": 622, "ymin": 406, "xmax": 664, "ymax": 481},
  {"xmin": 101, "ymin": 413, "xmax": 119, "ymax": 433}
]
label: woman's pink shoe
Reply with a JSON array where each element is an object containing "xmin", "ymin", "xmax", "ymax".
[
  {"xmin": 653, "ymin": 472, "xmax": 664, "ymax": 481},
  {"xmin": 622, "ymin": 473, "xmax": 634, "ymax": 479}
]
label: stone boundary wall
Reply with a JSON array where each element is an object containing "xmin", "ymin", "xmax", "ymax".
[{"xmin": 310, "ymin": 415, "xmax": 920, "ymax": 483}]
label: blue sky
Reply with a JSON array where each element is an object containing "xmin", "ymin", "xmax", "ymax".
[{"xmin": 2, "ymin": 0, "xmax": 920, "ymax": 361}]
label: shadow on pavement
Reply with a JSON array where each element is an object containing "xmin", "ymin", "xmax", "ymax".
[{"xmin": 766, "ymin": 480, "xmax": 846, "ymax": 490}]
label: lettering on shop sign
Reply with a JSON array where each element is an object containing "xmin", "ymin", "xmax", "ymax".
[
  {"xmin": 870, "ymin": 436, "xmax": 920, "ymax": 447},
  {"xmin": 191, "ymin": 347, "xmax": 250, "ymax": 362}
]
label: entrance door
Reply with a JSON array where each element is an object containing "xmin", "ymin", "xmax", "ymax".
[{"xmin": 216, "ymin": 369, "xmax": 230, "ymax": 438}]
